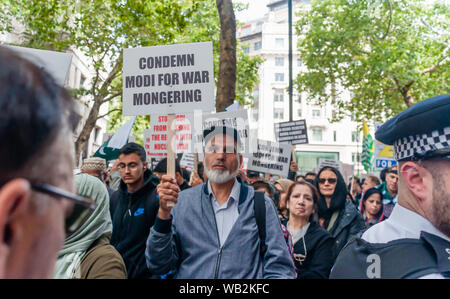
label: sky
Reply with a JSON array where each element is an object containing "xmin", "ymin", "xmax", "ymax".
[{"xmin": 235, "ymin": 0, "xmax": 272, "ymax": 23}]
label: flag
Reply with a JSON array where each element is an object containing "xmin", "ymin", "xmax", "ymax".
[
  {"xmin": 361, "ymin": 120, "xmax": 374, "ymax": 172},
  {"xmin": 93, "ymin": 116, "xmax": 136, "ymax": 162}
]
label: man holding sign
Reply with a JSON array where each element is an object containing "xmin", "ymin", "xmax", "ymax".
[{"xmin": 145, "ymin": 126, "xmax": 295, "ymax": 278}]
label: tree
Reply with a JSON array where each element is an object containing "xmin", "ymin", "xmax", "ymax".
[
  {"xmin": 3, "ymin": 0, "xmax": 262, "ymax": 158},
  {"xmin": 295, "ymin": 0, "xmax": 449, "ymax": 123},
  {"xmin": 216, "ymin": 0, "xmax": 236, "ymax": 112}
]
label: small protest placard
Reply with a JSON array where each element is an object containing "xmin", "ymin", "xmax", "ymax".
[
  {"xmin": 180, "ymin": 153, "xmax": 195, "ymax": 171},
  {"xmin": 274, "ymin": 120, "xmax": 308, "ymax": 145},
  {"xmin": 144, "ymin": 114, "xmax": 194, "ymax": 158},
  {"xmin": 247, "ymin": 139, "xmax": 292, "ymax": 177},
  {"xmin": 194, "ymin": 110, "xmax": 251, "ymax": 156},
  {"xmin": 374, "ymin": 123, "xmax": 397, "ymax": 169},
  {"xmin": 317, "ymin": 158, "xmax": 343, "ymax": 173},
  {"xmin": 123, "ymin": 42, "xmax": 215, "ymax": 116}
]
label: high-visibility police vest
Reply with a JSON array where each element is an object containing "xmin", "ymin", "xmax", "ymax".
[{"xmin": 330, "ymin": 231, "xmax": 450, "ymax": 279}]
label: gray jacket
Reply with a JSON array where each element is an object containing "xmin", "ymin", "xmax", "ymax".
[{"xmin": 145, "ymin": 181, "xmax": 296, "ymax": 279}]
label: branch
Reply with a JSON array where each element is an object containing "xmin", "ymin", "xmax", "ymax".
[
  {"xmin": 421, "ymin": 44, "xmax": 449, "ymax": 74},
  {"xmin": 95, "ymin": 108, "xmax": 122, "ymax": 121},
  {"xmin": 102, "ymin": 91, "xmax": 122, "ymax": 104},
  {"xmin": 379, "ymin": 0, "xmax": 392, "ymax": 40}
]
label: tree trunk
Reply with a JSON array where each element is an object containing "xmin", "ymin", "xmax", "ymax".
[
  {"xmin": 216, "ymin": 0, "xmax": 236, "ymax": 112},
  {"xmin": 74, "ymin": 98, "xmax": 103, "ymax": 164}
]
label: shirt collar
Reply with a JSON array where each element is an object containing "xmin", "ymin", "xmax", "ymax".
[
  {"xmin": 390, "ymin": 204, "xmax": 450, "ymax": 242},
  {"xmin": 207, "ymin": 178, "xmax": 241, "ymax": 203}
]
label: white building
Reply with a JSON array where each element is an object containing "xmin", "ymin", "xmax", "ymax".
[
  {"xmin": 238, "ymin": 0, "xmax": 364, "ymax": 176},
  {"xmin": 0, "ymin": 23, "xmax": 109, "ymax": 166}
]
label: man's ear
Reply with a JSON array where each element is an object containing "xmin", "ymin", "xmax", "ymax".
[
  {"xmin": 0, "ymin": 179, "xmax": 31, "ymax": 244},
  {"xmin": 400, "ymin": 162, "xmax": 430, "ymax": 203},
  {"xmin": 143, "ymin": 161, "xmax": 148, "ymax": 170},
  {"xmin": 0, "ymin": 179, "xmax": 31, "ymax": 277}
]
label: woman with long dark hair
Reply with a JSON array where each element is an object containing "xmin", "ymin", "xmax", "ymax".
[
  {"xmin": 285, "ymin": 181, "xmax": 335, "ymax": 279},
  {"xmin": 360, "ymin": 187, "xmax": 386, "ymax": 228},
  {"xmin": 314, "ymin": 167, "xmax": 365, "ymax": 257}
]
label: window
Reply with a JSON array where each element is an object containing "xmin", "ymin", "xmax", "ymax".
[
  {"xmin": 352, "ymin": 153, "xmax": 361, "ymax": 163},
  {"xmin": 312, "ymin": 128, "xmax": 323, "ymax": 142},
  {"xmin": 274, "ymin": 108, "xmax": 284, "ymax": 120},
  {"xmin": 332, "ymin": 110, "xmax": 337, "ymax": 119},
  {"xmin": 254, "ymin": 41, "xmax": 262, "ymax": 51},
  {"xmin": 297, "ymin": 59, "xmax": 302, "ymax": 67},
  {"xmin": 297, "ymin": 94, "xmax": 302, "ymax": 103},
  {"xmin": 333, "ymin": 131, "xmax": 337, "ymax": 142},
  {"xmin": 243, "ymin": 46, "xmax": 250, "ymax": 54},
  {"xmin": 312, "ymin": 109, "xmax": 321, "ymax": 118},
  {"xmin": 274, "ymin": 90, "xmax": 284, "ymax": 102},
  {"xmin": 275, "ymin": 57, "xmax": 284, "ymax": 66},
  {"xmin": 80, "ymin": 74, "xmax": 86, "ymax": 87},
  {"xmin": 352, "ymin": 131, "xmax": 360, "ymax": 143},
  {"xmin": 275, "ymin": 73, "xmax": 284, "ymax": 82},
  {"xmin": 275, "ymin": 38, "xmax": 284, "ymax": 48},
  {"xmin": 297, "ymin": 109, "xmax": 302, "ymax": 117},
  {"xmin": 256, "ymin": 23, "xmax": 263, "ymax": 32}
]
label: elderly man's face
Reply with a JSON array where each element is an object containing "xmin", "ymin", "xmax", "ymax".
[{"xmin": 204, "ymin": 134, "xmax": 242, "ymax": 184}]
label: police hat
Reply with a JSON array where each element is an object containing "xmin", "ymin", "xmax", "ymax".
[{"xmin": 375, "ymin": 94, "xmax": 450, "ymax": 161}]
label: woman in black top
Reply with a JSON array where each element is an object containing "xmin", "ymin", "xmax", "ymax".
[{"xmin": 285, "ymin": 181, "xmax": 335, "ymax": 279}]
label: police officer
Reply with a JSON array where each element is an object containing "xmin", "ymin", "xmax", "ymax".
[{"xmin": 330, "ymin": 94, "xmax": 450, "ymax": 279}]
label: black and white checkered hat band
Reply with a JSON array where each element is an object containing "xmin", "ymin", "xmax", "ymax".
[{"xmin": 394, "ymin": 126, "xmax": 450, "ymax": 160}]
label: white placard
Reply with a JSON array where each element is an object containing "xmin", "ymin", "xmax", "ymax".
[
  {"xmin": 123, "ymin": 42, "xmax": 215, "ymax": 116},
  {"xmin": 247, "ymin": 139, "xmax": 292, "ymax": 177},
  {"xmin": 144, "ymin": 113, "xmax": 195, "ymax": 159},
  {"xmin": 318, "ymin": 158, "xmax": 343, "ymax": 173},
  {"xmin": 194, "ymin": 109, "xmax": 251, "ymax": 156},
  {"xmin": 5, "ymin": 45, "xmax": 72, "ymax": 86},
  {"xmin": 180, "ymin": 153, "xmax": 195, "ymax": 171}
]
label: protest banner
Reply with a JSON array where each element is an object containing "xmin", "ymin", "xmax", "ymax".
[
  {"xmin": 374, "ymin": 123, "xmax": 397, "ymax": 169},
  {"xmin": 5, "ymin": 45, "xmax": 72, "ymax": 86},
  {"xmin": 247, "ymin": 139, "xmax": 292, "ymax": 177},
  {"xmin": 122, "ymin": 42, "xmax": 215, "ymax": 116},
  {"xmin": 144, "ymin": 113, "xmax": 194, "ymax": 159},
  {"xmin": 194, "ymin": 109, "xmax": 251, "ymax": 156},
  {"xmin": 274, "ymin": 120, "xmax": 309, "ymax": 145}
]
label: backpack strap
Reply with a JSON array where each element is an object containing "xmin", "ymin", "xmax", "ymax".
[{"xmin": 253, "ymin": 190, "xmax": 267, "ymax": 259}]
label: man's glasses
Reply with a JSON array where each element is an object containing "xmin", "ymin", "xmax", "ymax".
[
  {"xmin": 31, "ymin": 183, "xmax": 96, "ymax": 236},
  {"xmin": 318, "ymin": 178, "xmax": 337, "ymax": 185}
]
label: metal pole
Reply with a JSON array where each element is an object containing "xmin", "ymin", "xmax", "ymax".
[{"xmin": 288, "ymin": 0, "xmax": 293, "ymax": 122}]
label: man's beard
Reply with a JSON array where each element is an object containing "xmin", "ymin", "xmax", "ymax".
[
  {"xmin": 205, "ymin": 158, "xmax": 240, "ymax": 184},
  {"xmin": 431, "ymin": 172, "xmax": 450, "ymax": 238}
]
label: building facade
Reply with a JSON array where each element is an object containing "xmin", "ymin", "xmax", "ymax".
[{"xmin": 238, "ymin": 0, "xmax": 364, "ymax": 176}]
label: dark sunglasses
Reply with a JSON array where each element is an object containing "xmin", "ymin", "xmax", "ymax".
[
  {"xmin": 318, "ymin": 178, "xmax": 337, "ymax": 184},
  {"xmin": 31, "ymin": 183, "xmax": 96, "ymax": 236}
]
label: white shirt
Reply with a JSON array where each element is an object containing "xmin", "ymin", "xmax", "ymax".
[
  {"xmin": 363, "ymin": 204, "xmax": 449, "ymax": 278},
  {"xmin": 208, "ymin": 179, "xmax": 241, "ymax": 247}
]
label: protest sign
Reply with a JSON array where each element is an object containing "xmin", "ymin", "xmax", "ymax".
[
  {"xmin": 122, "ymin": 42, "xmax": 215, "ymax": 116},
  {"xmin": 5, "ymin": 45, "xmax": 72, "ymax": 86},
  {"xmin": 374, "ymin": 123, "xmax": 397, "ymax": 169},
  {"xmin": 144, "ymin": 113, "xmax": 194, "ymax": 159},
  {"xmin": 274, "ymin": 120, "xmax": 309, "ymax": 145},
  {"xmin": 180, "ymin": 153, "xmax": 195, "ymax": 171},
  {"xmin": 317, "ymin": 158, "xmax": 343, "ymax": 173},
  {"xmin": 194, "ymin": 109, "xmax": 251, "ymax": 156},
  {"xmin": 247, "ymin": 139, "xmax": 292, "ymax": 177}
]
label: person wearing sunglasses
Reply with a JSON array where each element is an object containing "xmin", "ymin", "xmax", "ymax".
[
  {"xmin": 54, "ymin": 173, "xmax": 127, "ymax": 279},
  {"xmin": 314, "ymin": 166, "xmax": 365, "ymax": 258},
  {"xmin": 0, "ymin": 47, "xmax": 80, "ymax": 278},
  {"xmin": 331, "ymin": 94, "xmax": 450, "ymax": 279}
]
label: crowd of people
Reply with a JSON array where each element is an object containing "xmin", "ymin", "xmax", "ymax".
[{"xmin": 0, "ymin": 46, "xmax": 448, "ymax": 280}]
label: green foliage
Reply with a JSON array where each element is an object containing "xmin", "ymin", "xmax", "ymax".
[
  {"xmin": 295, "ymin": 0, "xmax": 449, "ymax": 123},
  {"xmin": 3, "ymin": 0, "xmax": 261, "ymax": 146}
]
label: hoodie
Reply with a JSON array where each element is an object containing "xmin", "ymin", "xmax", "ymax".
[{"xmin": 110, "ymin": 169, "xmax": 160, "ymax": 279}]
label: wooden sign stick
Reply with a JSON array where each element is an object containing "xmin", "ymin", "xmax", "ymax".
[{"xmin": 167, "ymin": 113, "xmax": 176, "ymax": 207}]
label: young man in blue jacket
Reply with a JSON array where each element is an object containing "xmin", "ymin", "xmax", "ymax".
[
  {"xmin": 146, "ymin": 126, "xmax": 296, "ymax": 278},
  {"xmin": 110, "ymin": 142, "xmax": 160, "ymax": 279}
]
